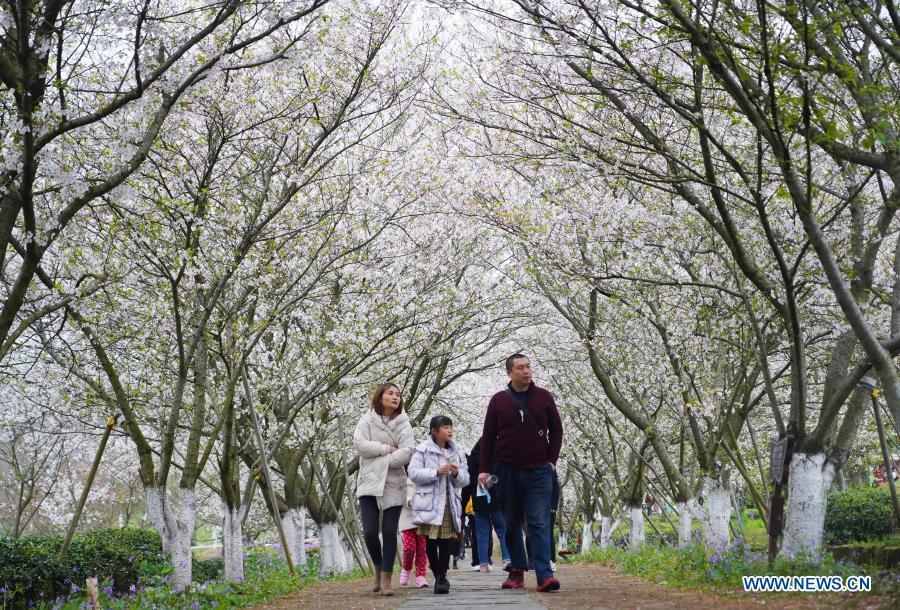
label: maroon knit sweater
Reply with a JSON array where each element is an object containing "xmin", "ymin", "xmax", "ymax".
[{"xmin": 479, "ymin": 382, "xmax": 563, "ymax": 473}]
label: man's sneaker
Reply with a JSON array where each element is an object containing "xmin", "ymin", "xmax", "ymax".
[
  {"xmin": 501, "ymin": 568, "xmax": 525, "ymax": 589},
  {"xmin": 480, "ymin": 564, "xmax": 491, "ymax": 573},
  {"xmin": 535, "ymin": 576, "xmax": 560, "ymax": 592},
  {"xmin": 471, "ymin": 564, "xmax": 481, "ymax": 571}
]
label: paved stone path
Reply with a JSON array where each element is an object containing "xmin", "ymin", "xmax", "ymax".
[{"xmin": 397, "ymin": 568, "xmax": 547, "ymax": 610}]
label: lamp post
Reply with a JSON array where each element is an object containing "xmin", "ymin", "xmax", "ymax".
[{"xmin": 858, "ymin": 376, "xmax": 900, "ymax": 531}]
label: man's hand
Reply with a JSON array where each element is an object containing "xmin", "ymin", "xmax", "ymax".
[{"xmin": 478, "ymin": 472, "xmax": 491, "ymax": 487}]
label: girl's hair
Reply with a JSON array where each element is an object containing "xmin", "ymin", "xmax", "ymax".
[
  {"xmin": 370, "ymin": 383, "xmax": 404, "ymax": 416},
  {"xmin": 428, "ymin": 415, "xmax": 453, "ymax": 442}
]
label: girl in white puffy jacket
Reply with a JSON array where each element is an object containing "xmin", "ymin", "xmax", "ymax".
[{"xmin": 407, "ymin": 415, "xmax": 470, "ymax": 595}]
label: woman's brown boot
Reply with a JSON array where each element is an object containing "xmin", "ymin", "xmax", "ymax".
[
  {"xmin": 372, "ymin": 567, "xmax": 382, "ymax": 593},
  {"xmin": 380, "ymin": 571, "xmax": 394, "ymax": 596}
]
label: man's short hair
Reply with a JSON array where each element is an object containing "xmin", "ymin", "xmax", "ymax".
[{"xmin": 506, "ymin": 353, "xmax": 529, "ymax": 373}]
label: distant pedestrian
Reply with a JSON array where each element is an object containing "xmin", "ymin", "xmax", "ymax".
[{"xmin": 470, "ymin": 436, "xmax": 511, "ymax": 572}]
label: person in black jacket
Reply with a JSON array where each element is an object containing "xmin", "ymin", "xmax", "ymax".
[
  {"xmin": 461, "ymin": 454, "xmax": 489, "ymax": 569},
  {"xmin": 468, "ymin": 437, "xmax": 510, "ymax": 572}
]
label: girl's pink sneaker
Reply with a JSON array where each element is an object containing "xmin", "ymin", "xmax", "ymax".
[
  {"xmin": 399, "ymin": 569, "xmax": 411, "ymax": 586},
  {"xmin": 415, "ymin": 575, "xmax": 429, "ymax": 588}
]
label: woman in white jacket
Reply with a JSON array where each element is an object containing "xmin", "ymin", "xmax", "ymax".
[
  {"xmin": 408, "ymin": 415, "xmax": 470, "ymax": 594},
  {"xmin": 353, "ymin": 383, "xmax": 415, "ymax": 596}
]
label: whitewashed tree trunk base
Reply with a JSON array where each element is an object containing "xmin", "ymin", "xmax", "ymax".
[
  {"xmin": 145, "ymin": 486, "xmax": 197, "ymax": 590},
  {"xmin": 676, "ymin": 500, "xmax": 695, "ymax": 548},
  {"xmin": 283, "ymin": 508, "xmax": 308, "ymax": 570},
  {"xmin": 222, "ymin": 504, "xmax": 244, "ymax": 583},
  {"xmin": 628, "ymin": 507, "xmax": 644, "ymax": 550},
  {"xmin": 145, "ymin": 487, "xmax": 170, "ymax": 553},
  {"xmin": 699, "ymin": 477, "xmax": 731, "ymax": 552},
  {"xmin": 582, "ymin": 519, "xmax": 595, "ymax": 551},
  {"xmin": 781, "ymin": 453, "xmax": 835, "ymax": 559},
  {"xmin": 319, "ymin": 522, "xmax": 342, "ymax": 576},
  {"xmin": 599, "ymin": 514, "xmax": 620, "ymax": 550},
  {"xmin": 339, "ymin": 536, "xmax": 352, "ymax": 574},
  {"xmin": 168, "ymin": 489, "xmax": 196, "ymax": 592}
]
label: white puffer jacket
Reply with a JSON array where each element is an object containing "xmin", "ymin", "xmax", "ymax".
[
  {"xmin": 353, "ymin": 410, "xmax": 415, "ymax": 509},
  {"xmin": 408, "ymin": 437, "xmax": 470, "ymax": 527},
  {"xmin": 398, "ymin": 479, "xmax": 417, "ymax": 532}
]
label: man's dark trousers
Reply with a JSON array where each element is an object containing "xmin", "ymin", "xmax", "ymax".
[{"xmin": 496, "ymin": 461, "xmax": 553, "ymax": 580}]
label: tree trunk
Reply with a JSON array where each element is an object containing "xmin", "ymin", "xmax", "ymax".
[
  {"xmin": 318, "ymin": 521, "xmax": 343, "ymax": 576},
  {"xmin": 222, "ymin": 503, "xmax": 245, "ymax": 582},
  {"xmin": 697, "ymin": 476, "xmax": 731, "ymax": 552},
  {"xmin": 627, "ymin": 506, "xmax": 644, "ymax": 550},
  {"xmin": 168, "ymin": 489, "xmax": 196, "ymax": 592},
  {"xmin": 599, "ymin": 513, "xmax": 620, "ymax": 549},
  {"xmin": 144, "ymin": 486, "xmax": 196, "ymax": 591},
  {"xmin": 144, "ymin": 487, "xmax": 171, "ymax": 553},
  {"xmin": 581, "ymin": 511, "xmax": 595, "ymax": 551},
  {"xmin": 676, "ymin": 499, "xmax": 695, "ymax": 548},
  {"xmin": 781, "ymin": 453, "xmax": 835, "ymax": 559},
  {"xmin": 282, "ymin": 507, "xmax": 308, "ymax": 570},
  {"xmin": 339, "ymin": 535, "xmax": 353, "ymax": 573}
]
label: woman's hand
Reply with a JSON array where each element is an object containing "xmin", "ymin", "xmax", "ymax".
[
  {"xmin": 449, "ymin": 464, "xmax": 459, "ymax": 477},
  {"xmin": 436, "ymin": 464, "xmax": 452, "ymax": 476},
  {"xmin": 388, "ymin": 445, "xmax": 397, "ymax": 454}
]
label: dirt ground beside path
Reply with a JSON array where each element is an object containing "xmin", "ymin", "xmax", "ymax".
[
  {"xmin": 540, "ymin": 562, "xmax": 893, "ymax": 610},
  {"xmin": 248, "ymin": 572, "xmax": 417, "ymax": 610},
  {"xmin": 248, "ymin": 562, "xmax": 895, "ymax": 610}
]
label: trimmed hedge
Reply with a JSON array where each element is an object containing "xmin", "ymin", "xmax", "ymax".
[
  {"xmin": 0, "ymin": 528, "xmax": 167, "ymax": 609},
  {"xmin": 192, "ymin": 557, "xmax": 224, "ymax": 583},
  {"xmin": 831, "ymin": 539, "xmax": 900, "ymax": 568},
  {"xmin": 825, "ymin": 486, "xmax": 897, "ymax": 545}
]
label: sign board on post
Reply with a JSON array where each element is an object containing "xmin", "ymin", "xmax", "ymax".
[
  {"xmin": 768, "ymin": 493, "xmax": 785, "ymax": 534},
  {"xmin": 769, "ymin": 435, "xmax": 793, "ymax": 485}
]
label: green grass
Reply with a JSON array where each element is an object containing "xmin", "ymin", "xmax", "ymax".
[
  {"xmin": 602, "ymin": 511, "xmax": 768, "ymax": 550},
  {"xmin": 26, "ymin": 547, "xmax": 363, "ymax": 610}
]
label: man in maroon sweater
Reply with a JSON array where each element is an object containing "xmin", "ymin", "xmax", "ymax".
[{"xmin": 477, "ymin": 353, "xmax": 563, "ymax": 592}]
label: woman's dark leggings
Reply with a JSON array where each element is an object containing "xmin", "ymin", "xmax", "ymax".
[
  {"xmin": 359, "ymin": 496, "xmax": 402, "ymax": 572},
  {"xmin": 426, "ymin": 537, "xmax": 452, "ymax": 578}
]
